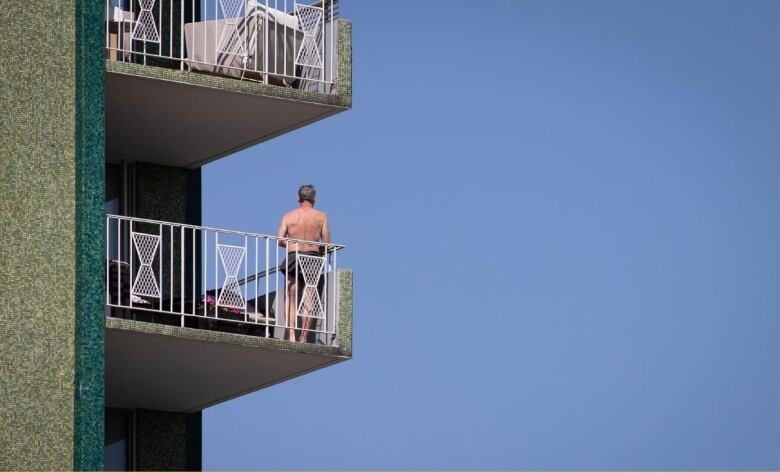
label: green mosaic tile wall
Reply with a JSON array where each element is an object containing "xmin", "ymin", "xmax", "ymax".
[
  {"xmin": 74, "ymin": 0, "xmax": 108, "ymax": 470},
  {"xmin": 336, "ymin": 269, "xmax": 353, "ymax": 357},
  {"xmin": 135, "ymin": 409, "xmax": 202, "ymax": 471},
  {"xmin": 134, "ymin": 162, "xmax": 201, "ymax": 224},
  {"xmin": 0, "ymin": 1, "xmax": 104, "ymax": 470},
  {"xmin": 336, "ymin": 20, "xmax": 353, "ymax": 107}
]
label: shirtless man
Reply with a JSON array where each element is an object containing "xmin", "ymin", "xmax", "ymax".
[{"xmin": 277, "ymin": 185, "xmax": 331, "ymax": 342}]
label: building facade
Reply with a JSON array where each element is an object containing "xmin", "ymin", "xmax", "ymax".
[{"xmin": 0, "ymin": 1, "xmax": 352, "ymax": 470}]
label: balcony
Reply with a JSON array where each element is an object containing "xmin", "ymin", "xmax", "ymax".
[
  {"xmin": 105, "ymin": 214, "xmax": 352, "ymax": 412},
  {"xmin": 105, "ymin": 0, "xmax": 352, "ymax": 168}
]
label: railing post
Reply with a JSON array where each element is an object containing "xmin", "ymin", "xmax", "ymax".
[
  {"xmin": 192, "ymin": 227, "xmax": 196, "ymax": 316},
  {"xmin": 159, "ymin": 223, "xmax": 163, "ymax": 312},
  {"xmin": 117, "ymin": 218, "xmax": 122, "ymax": 307},
  {"xmin": 333, "ymin": 247, "xmax": 338, "ymax": 343},
  {"xmin": 244, "ymin": 234, "xmax": 248, "ymax": 323},
  {"xmin": 170, "ymin": 224, "xmax": 174, "ymax": 313},
  {"xmin": 180, "ymin": 0, "xmax": 184, "ymax": 69},
  {"xmin": 323, "ymin": 244, "xmax": 328, "ymax": 338},
  {"xmin": 214, "ymin": 231, "xmax": 218, "ymax": 318},
  {"xmin": 265, "ymin": 237, "xmax": 270, "ymax": 338},
  {"xmin": 202, "ymin": 230, "xmax": 207, "ymax": 317},
  {"xmin": 180, "ymin": 225, "xmax": 185, "ymax": 326},
  {"xmin": 129, "ymin": 218, "xmax": 134, "ymax": 310},
  {"xmin": 105, "ymin": 216, "xmax": 110, "ymax": 308},
  {"xmin": 275, "ymin": 240, "xmax": 280, "ymax": 336}
]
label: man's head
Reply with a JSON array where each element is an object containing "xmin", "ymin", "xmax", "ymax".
[{"xmin": 298, "ymin": 184, "xmax": 317, "ymax": 204}]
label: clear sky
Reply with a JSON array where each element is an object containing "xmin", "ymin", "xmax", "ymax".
[{"xmin": 200, "ymin": 0, "xmax": 779, "ymax": 469}]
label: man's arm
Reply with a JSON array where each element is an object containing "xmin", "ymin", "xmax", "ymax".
[
  {"xmin": 277, "ymin": 214, "xmax": 288, "ymax": 247},
  {"xmin": 321, "ymin": 214, "xmax": 331, "ymax": 248}
]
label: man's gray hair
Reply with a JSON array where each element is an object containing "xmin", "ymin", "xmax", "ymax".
[{"xmin": 298, "ymin": 184, "xmax": 317, "ymax": 203}]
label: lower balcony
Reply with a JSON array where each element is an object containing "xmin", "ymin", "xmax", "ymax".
[{"xmin": 105, "ymin": 214, "xmax": 352, "ymax": 412}]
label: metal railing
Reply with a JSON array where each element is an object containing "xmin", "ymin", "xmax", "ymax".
[
  {"xmin": 105, "ymin": 0, "xmax": 338, "ymax": 89},
  {"xmin": 106, "ymin": 214, "xmax": 344, "ymax": 344}
]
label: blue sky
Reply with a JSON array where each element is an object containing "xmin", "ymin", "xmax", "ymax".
[{"xmin": 200, "ymin": 1, "xmax": 779, "ymax": 469}]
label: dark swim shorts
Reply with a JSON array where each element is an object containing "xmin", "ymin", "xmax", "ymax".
[{"xmin": 279, "ymin": 251, "xmax": 321, "ymax": 279}]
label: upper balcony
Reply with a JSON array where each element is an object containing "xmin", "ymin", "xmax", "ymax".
[
  {"xmin": 105, "ymin": 0, "xmax": 352, "ymax": 168},
  {"xmin": 105, "ymin": 214, "xmax": 352, "ymax": 412}
]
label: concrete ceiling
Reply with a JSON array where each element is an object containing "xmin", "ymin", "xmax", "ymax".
[
  {"xmin": 105, "ymin": 327, "xmax": 344, "ymax": 412},
  {"xmin": 106, "ymin": 72, "xmax": 343, "ymax": 168}
]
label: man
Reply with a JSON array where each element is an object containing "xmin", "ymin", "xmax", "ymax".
[{"xmin": 277, "ymin": 184, "xmax": 331, "ymax": 342}]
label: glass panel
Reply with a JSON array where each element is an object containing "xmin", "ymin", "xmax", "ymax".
[
  {"xmin": 104, "ymin": 409, "xmax": 132, "ymax": 471},
  {"xmin": 105, "ymin": 163, "xmax": 122, "ymax": 215},
  {"xmin": 106, "ymin": 163, "xmax": 123, "ymax": 262}
]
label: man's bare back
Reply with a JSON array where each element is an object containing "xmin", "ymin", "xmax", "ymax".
[
  {"xmin": 277, "ymin": 206, "xmax": 330, "ymax": 253},
  {"xmin": 277, "ymin": 184, "xmax": 331, "ymax": 254}
]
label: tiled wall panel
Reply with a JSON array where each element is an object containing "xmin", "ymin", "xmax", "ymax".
[
  {"xmin": 0, "ymin": 1, "xmax": 104, "ymax": 470},
  {"xmin": 135, "ymin": 409, "xmax": 202, "ymax": 471}
]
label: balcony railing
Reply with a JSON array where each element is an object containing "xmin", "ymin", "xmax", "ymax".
[
  {"xmin": 106, "ymin": 214, "xmax": 344, "ymax": 344},
  {"xmin": 105, "ymin": 0, "xmax": 339, "ymax": 91}
]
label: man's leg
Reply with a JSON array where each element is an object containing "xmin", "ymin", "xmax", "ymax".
[
  {"xmin": 299, "ymin": 302, "xmax": 313, "ymax": 343},
  {"xmin": 286, "ymin": 277, "xmax": 298, "ymax": 341},
  {"xmin": 298, "ymin": 274, "xmax": 322, "ymax": 343}
]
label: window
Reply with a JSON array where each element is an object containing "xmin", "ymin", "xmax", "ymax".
[{"xmin": 105, "ymin": 408, "xmax": 133, "ymax": 471}]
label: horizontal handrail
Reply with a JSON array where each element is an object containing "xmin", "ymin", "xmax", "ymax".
[{"xmin": 106, "ymin": 214, "xmax": 344, "ymax": 250}]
